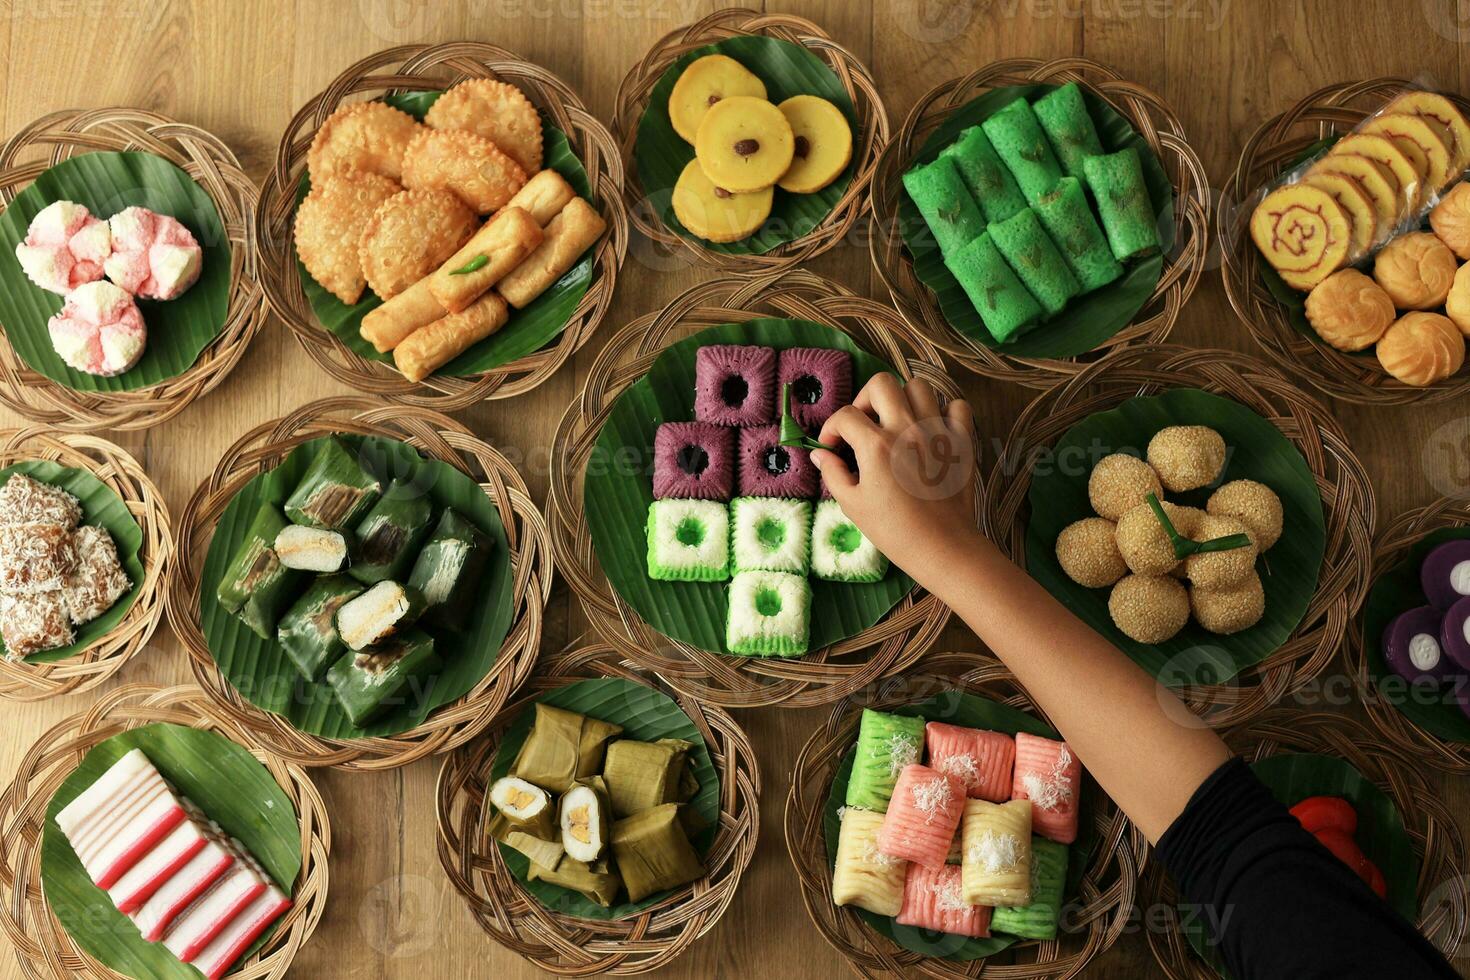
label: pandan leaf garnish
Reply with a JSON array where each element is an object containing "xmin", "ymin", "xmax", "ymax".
[
  {"xmin": 778, "ymin": 383, "xmax": 832, "ymax": 452},
  {"xmin": 1146, "ymin": 492, "xmax": 1251, "ymax": 559}
]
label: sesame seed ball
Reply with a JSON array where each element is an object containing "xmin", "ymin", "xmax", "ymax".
[
  {"xmin": 1184, "ymin": 514, "xmax": 1259, "ymax": 589},
  {"xmin": 1109, "ymin": 574, "xmax": 1190, "ymax": 643},
  {"xmin": 1088, "ymin": 453, "xmax": 1163, "ymax": 521},
  {"xmin": 1147, "ymin": 425, "xmax": 1227, "ymax": 492},
  {"xmin": 1056, "ymin": 517, "xmax": 1127, "ymax": 588},
  {"xmin": 1114, "ymin": 501, "xmax": 1188, "ymax": 576},
  {"xmin": 1191, "ymin": 570, "xmax": 1265, "ymax": 634},
  {"xmin": 1206, "ymin": 479, "xmax": 1283, "ymax": 551}
]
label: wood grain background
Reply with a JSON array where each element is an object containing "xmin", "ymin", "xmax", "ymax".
[{"xmin": 2, "ymin": 0, "xmax": 1469, "ymax": 976}]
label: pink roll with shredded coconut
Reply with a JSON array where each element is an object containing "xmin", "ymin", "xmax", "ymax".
[
  {"xmin": 14, "ymin": 200, "xmax": 112, "ymax": 295},
  {"xmin": 104, "ymin": 206, "xmax": 203, "ymax": 300},
  {"xmin": 47, "ymin": 281, "xmax": 147, "ymax": 376}
]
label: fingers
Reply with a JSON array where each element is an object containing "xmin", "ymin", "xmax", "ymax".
[
  {"xmin": 819, "ymin": 405, "xmax": 884, "ymax": 458},
  {"xmin": 906, "ymin": 377, "xmax": 942, "ymax": 421},
  {"xmin": 810, "ymin": 447, "xmax": 857, "ymax": 496},
  {"xmin": 852, "ymin": 373, "xmax": 915, "ymax": 428},
  {"xmin": 946, "ymin": 397, "xmax": 974, "ymax": 441}
]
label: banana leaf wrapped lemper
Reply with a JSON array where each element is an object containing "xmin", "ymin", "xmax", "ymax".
[
  {"xmin": 512, "ymin": 703, "xmax": 624, "ymax": 793},
  {"xmin": 559, "ymin": 776, "xmax": 611, "ymax": 863},
  {"xmin": 489, "ymin": 776, "xmax": 564, "ymax": 869},
  {"xmin": 611, "ymin": 803, "xmax": 705, "ymax": 903},
  {"xmin": 603, "ymin": 738, "xmax": 694, "ymax": 817},
  {"xmin": 215, "ymin": 502, "xmax": 304, "ymax": 640},
  {"xmin": 325, "ymin": 628, "xmax": 440, "ymax": 726},
  {"xmin": 350, "ymin": 479, "xmax": 434, "ymax": 584},
  {"xmin": 408, "ymin": 507, "xmax": 492, "ymax": 631},
  {"xmin": 284, "ymin": 436, "xmax": 382, "ymax": 530},
  {"xmin": 528, "ymin": 855, "xmax": 622, "ymax": 908},
  {"xmin": 276, "ymin": 574, "xmax": 363, "ymax": 681}
]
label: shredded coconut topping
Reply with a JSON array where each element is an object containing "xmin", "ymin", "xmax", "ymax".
[
  {"xmin": 937, "ymin": 752, "xmax": 980, "ymax": 790},
  {"xmin": 930, "ymin": 872, "xmax": 970, "ymax": 913},
  {"xmin": 1022, "ymin": 744, "xmax": 1075, "ymax": 813},
  {"xmin": 967, "ymin": 829, "xmax": 1022, "ymax": 874},
  {"xmin": 887, "ymin": 734, "xmax": 919, "ymax": 776},
  {"xmin": 911, "ymin": 776, "xmax": 954, "ymax": 824},
  {"xmin": 861, "ymin": 843, "xmax": 902, "ymax": 868}
]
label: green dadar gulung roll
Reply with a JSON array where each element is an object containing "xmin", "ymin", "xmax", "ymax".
[
  {"xmin": 947, "ymin": 233, "xmax": 1043, "ymax": 343},
  {"xmin": 940, "ymin": 125, "xmax": 1027, "ymax": 224},
  {"xmin": 902, "ymin": 156, "xmax": 986, "ymax": 258},
  {"xmin": 988, "ymin": 207, "xmax": 1081, "ymax": 317},
  {"xmin": 1033, "ymin": 82, "xmax": 1105, "ymax": 181},
  {"xmin": 1033, "ymin": 177, "xmax": 1123, "ymax": 292},
  {"xmin": 981, "ymin": 98, "xmax": 1064, "ymax": 206},
  {"xmin": 1082, "ymin": 148, "xmax": 1161, "ymax": 261}
]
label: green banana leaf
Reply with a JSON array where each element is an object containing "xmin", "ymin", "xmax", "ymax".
[
  {"xmin": 1255, "ymin": 137, "xmax": 1337, "ymax": 340},
  {"xmin": 1362, "ymin": 526, "xmax": 1470, "ymax": 742},
  {"xmin": 1181, "ymin": 752, "xmax": 1417, "ymax": 977},
  {"xmin": 821, "ymin": 692, "xmax": 1097, "ymax": 961},
  {"xmin": 1024, "ymin": 388, "xmax": 1326, "ymax": 684},
  {"xmin": 0, "ymin": 150, "xmax": 231, "ymax": 392},
  {"xmin": 40, "ymin": 722, "xmax": 301, "ymax": 980},
  {"xmin": 488, "ymin": 677, "xmax": 720, "ymax": 919},
  {"xmin": 0, "ymin": 461, "xmax": 145, "ymax": 663},
  {"xmin": 898, "ymin": 83, "xmax": 1172, "ymax": 358},
  {"xmin": 295, "ymin": 90, "xmax": 595, "ymax": 377},
  {"xmin": 634, "ymin": 34, "xmax": 859, "ymax": 256},
  {"xmin": 583, "ymin": 317, "xmax": 915, "ymax": 655},
  {"xmin": 198, "ymin": 435, "xmax": 514, "ymax": 739}
]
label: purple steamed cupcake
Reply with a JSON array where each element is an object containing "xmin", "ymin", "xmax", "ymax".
[
  {"xmin": 738, "ymin": 425, "xmax": 818, "ymax": 498},
  {"xmin": 694, "ymin": 345, "xmax": 776, "ymax": 427},
  {"xmin": 778, "ymin": 347, "xmax": 852, "ymax": 431},
  {"xmin": 653, "ymin": 421, "xmax": 735, "ymax": 500}
]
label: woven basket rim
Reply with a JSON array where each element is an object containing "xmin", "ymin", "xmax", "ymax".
[
  {"xmin": 784, "ymin": 650, "xmax": 1146, "ymax": 979},
  {"xmin": 1220, "ymin": 77, "xmax": 1470, "ymax": 406},
  {"xmin": 984, "ymin": 343, "xmax": 1377, "ymax": 727},
  {"xmin": 1143, "ymin": 708, "xmax": 1469, "ymax": 979},
  {"xmin": 0, "ymin": 427, "xmax": 172, "ymax": 701},
  {"xmin": 435, "ymin": 639, "xmax": 761, "ymax": 975},
  {"xmin": 611, "ymin": 7, "xmax": 891, "ymax": 272},
  {"xmin": 0, "ymin": 684, "xmax": 330, "ymax": 980},
  {"xmin": 0, "ymin": 106, "xmax": 268, "ymax": 430},
  {"xmin": 547, "ymin": 267, "xmax": 973, "ymax": 709},
  {"xmin": 254, "ymin": 41, "xmax": 628, "ymax": 409},
  {"xmin": 165, "ymin": 396, "xmax": 552, "ymax": 771},
  {"xmin": 869, "ymin": 57, "xmax": 1210, "ymax": 388}
]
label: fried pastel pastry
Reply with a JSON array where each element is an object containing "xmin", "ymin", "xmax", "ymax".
[
  {"xmin": 497, "ymin": 197, "xmax": 606, "ymax": 308},
  {"xmin": 0, "ymin": 473, "xmax": 80, "ymax": 528},
  {"xmin": 1304, "ymin": 269, "xmax": 1396, "ymax": 352},
  {"xmin": 1431, "ymin": 181, "xmax": 1470, "ymax": 259},
  {"xmin": 358, "ymin": 189, "xmax": 478, "ymax": 300},
  {"xmin": 1373, "ymin": 231, "xmax": 1457, "ymax": 310},
  {"xmin": 295, "ymin": 171, "xmax": 401, "ymax": 304},
  {"xmin": 425, "ymin": 78, "xmax": 544, "ymax": 175},
  {"xmin": 394, "ymin": 291, "xmax": 510, "ymax": 382},
  {"xmin": 307, "ymin": 101, "xmax": 421, "ymax": 183},
  {"xmin": 1, "ymin": 590, "xmax": 73, "ymax": 658},
  {"xmin": 0, "ymin": 522, "xmax": 75, "ymax": 594},
  {"xmin": 1301, "ymin": 172, "xmax": 1377, "ymax": 260},
  {"xmin": 501, "ymin": 169, "xmax": 576, "ymax": 227},
  {"xmin": 1388, "ymin": 90, "xmax": 1470, "ymax": 173},
  {"xmin": 63, "ymin": 525, "xmax": 131, "ymax": 625},
  {"xmin": 1359, "ymin": 112, "xmax": 1454, "ymax": 193},
  {"xmin": 1249, "ymin": 183, "xmax": 1351, "ymax": 291},
  {"xmin": 1377, "ymin": 311, "xmax": 1466, "ymax": 387},
  {"xmin": 402, "ymin": 129, "xmax": 528, "ymax": 214},
  {"xmin": 428, "ymin": 207, "xmax": 542, "ymax": 313}
]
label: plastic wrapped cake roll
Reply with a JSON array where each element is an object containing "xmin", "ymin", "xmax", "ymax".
[
  {"xmin": 1032, "ymin": 82, "xmax": 1105, "ymax": 181},
  {"xmin": 408, "ymin": 508, "xmax": 492, "ymax": 630},
  {"xmin": 960, "ymin": 798, "xmax": 1033, "ymax": 907},
  {"xmin": 902, "ymin": 156, "xmax": 986, "ymax": 258},
  {"xmin": 512, "ymin": 702, "xmax": 625, "ymax": 794},
  {"xmin": 987, "ymin": 208, "xmax": 1081, "ymax": 317},
  {"xmin": 612, "ymin": 803, "xmax": 705, "ymax": 902},
  {"xmin": 325, "ymin": 628, "xmax": 441, "ymax": 726},
  {"xmin": 602, "ymin": 738, "xmax": 693, "ymax": 816},
  {"xmin": 845, "ymin": 708, "xmax": 925, "ymax": 811},
  {"xmin": 276, "ymin": 575, "xmax": 363, "ymax": 682},
  {"xmin": 498, "ymin": 197, "xmax": 606, "ymax": 309},
  {"xmin": 878, "ymin": 764, "xmax": 966, "ymax": 868},
  {"xmin": 831, "ymin": 806, "xmax": 908, "ymax": 917},
  {"xmin": 1249, "ymin": 183, "xmax": 1353, "ymax": 293},
  {"xmin": 897, "ymin": 863, "xmax": 992, "ymax": 938},
  {"xmin": 1082, "ymin": 148, "xmax": 1161, "ymax": 262},
  {"xmin": 981, "ymin": 98, "xmax": 1065, "ymax": 206},
  {"xmin": 428, "ymin": 206, "xmax": 543, "ymax": 314},
  {"xmin": 528, "ymin": 855, "xmax": 621, "ymax": 907},
  {"xmin": 990, "ymin": 836, "xmax": 1069, "ymax": 940},
  {"xmin": 1033, "ymin": 177, "xmax": 1124, "ymax": 292},
  {"xmin": 925, "ymin": 722, "xmax": 1016, "ymax": 803},
  {"xmin": 349, "ymin": 479, "xmax": 434, "ymax": 584},
  {"xmin": 214, "ymin": 503, "xmax": 304, "ymax": 640},
  {"xmin": 394, "ymin": 291, "xmax": 510, "ymax": 383},
  {"xmin": 284, "ymin": 437, "xmax": 382, "ymax": 530},
  {"xmin": 946, "ymin": 232, "xmax": 1043, "ymax": 343},
  {"xmin": 1012, "ymin": 732, "xmax": 1082, "ymax": 844},
  {"xmin": 940, "ymin": 125, "xmax": 1027, "ymax": 224}
]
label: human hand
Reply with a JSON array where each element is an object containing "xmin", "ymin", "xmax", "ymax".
[{"xmin": 811, "ymin": 374, "xmax": 981, "ymax": 583}]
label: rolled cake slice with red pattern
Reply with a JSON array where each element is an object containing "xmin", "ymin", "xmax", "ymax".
[{"xmin": 1249, "ymin": 183, "xmax": 1352, "ymax": 292}]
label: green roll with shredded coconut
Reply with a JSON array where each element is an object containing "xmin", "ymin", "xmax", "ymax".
[{"xmin": 844, "ymin": 708, "xmax": 926, "ymax": 811}]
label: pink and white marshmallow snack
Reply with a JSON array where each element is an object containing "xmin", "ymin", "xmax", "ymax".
[
  {"xmin": 14, "ymin": 200, "xmax": 112, "ymax": 295},
  {"xmin": 47, "ymin": 281, "xmax": 147, "ymax": 377},
  {"xmin": 103, "ymin": 206, "xmax": 203, "ymax": 301}
]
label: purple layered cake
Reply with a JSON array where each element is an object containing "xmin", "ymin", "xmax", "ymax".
[
  {"xmin": 778, "ymin": 347, "xmax": 852, "ymax": 431},
  {"xmin": 694, "ymin": 345, "xmax": 776, "ymax": 427},
  {"xmin": 653, "ymin": 421, "xmax": 735, "ymax": 500},
  {"xmin": 738, "ymin": 425, "xmax": 818, "ymax": 498}
]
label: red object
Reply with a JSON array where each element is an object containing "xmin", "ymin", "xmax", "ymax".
[
  {"xmin": 1366, "ymin": 861, "xmax": 1388, "ymax": 899},
  {"xmin": 1290, "ymin": 796, "xmax": 1358, "ymax": 837},
  {"xmin": 92, "ymin": 804, "xmax": 187, "ymax": 889}
]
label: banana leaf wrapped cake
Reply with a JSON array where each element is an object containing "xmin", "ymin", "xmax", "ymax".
[
  {"xmin": 283, "ymin": 437, "xmax": 382, "ymax": 530},
  {"xmin": 276, "ymin": 575, "xmax": 363, "ymax": 681},
  {"xmin": 215, "ymin": 503, "xmax": 304, "ymax": 640},
  {"xmin": 350, "ymin": 479, "xmax": 433, "ymax": 584},
  {"xmin": 408, "ymin": 507, "xmax": 493, "ymax": 630}
]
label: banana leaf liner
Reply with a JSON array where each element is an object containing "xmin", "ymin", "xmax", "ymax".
[
  {"xmin": 785, "ymin": 651, "xmax": 1144, "ymax": 979},
  {"xmin": 0, "ymin": 685, "xmax": 329, "ymax": 980}
]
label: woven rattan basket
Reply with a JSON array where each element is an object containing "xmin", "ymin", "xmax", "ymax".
[
  {"xmin": 1221, "ymin": 78, "xmax": 1470, "ymax": 406},
  {"xmin": 986, "ymin": 344, "xmax": 1375, "ymax": 727},
  {"xmin": 547, "ymin": 268, "xmax": 971, "ymax": 709},
  {"xmin": 0, "ymin": 108, "xmax": 266, "ymax": 430},
  {"xmin": 0, "ymin": 685, "xmax": 330, "ymax": 979},
  {"xmin": 613, "ymin": 7, "xmax": 889, "ymax": 272},
  {"xmin": 870, "ymin": 58, "xmax": 1209, "ymax": 387},
  {"xmin": 436, "ymin": 641, "xmax": 760, "ymax": 975},
  {"xmin": 0, "ymin": 427, "xmax": 171, "ymax": 701},
  {"xmin": 256, "ymin": 42, "xmax": 627, "ymax": 409},
  {"xmin": 167, "ymin": 397, "xmax": 551, "ymax": 771},
  {"xmin": 1144, "ymin": 709, "xmax": 1468, "ymax": 979},
  {"xmin": 785, "ymin": 651, "xmax": 1145, "ymax": 978}
]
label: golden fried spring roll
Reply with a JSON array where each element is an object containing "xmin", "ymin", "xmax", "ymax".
[
  {"xmin": 501, "ymin": 170, "xmax": 576, "ymax": 227},
  {"xmin": 428, "ymin": 207, "xmax": 542, "ymax": 313},
  {"xmin": 394, "ymin": 291, "xmax": 510, "ymax": 383},
  {"xmin": 497, "ymin": 198, "xmax": 607, "ymax": 309},
  {"xmin": 360, "ymin": 277, "xmax": 446, "ymax": 353}
]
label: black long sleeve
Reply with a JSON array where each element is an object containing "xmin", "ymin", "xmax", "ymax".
[{"xmin": 1154, "ymin": 757, "xmax": 1458, "ymax": 980}]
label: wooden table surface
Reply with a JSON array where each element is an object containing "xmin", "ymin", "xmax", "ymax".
[{"xmin": 3, "ymin": 1, "xmax": 1470, "ymax": 977}]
